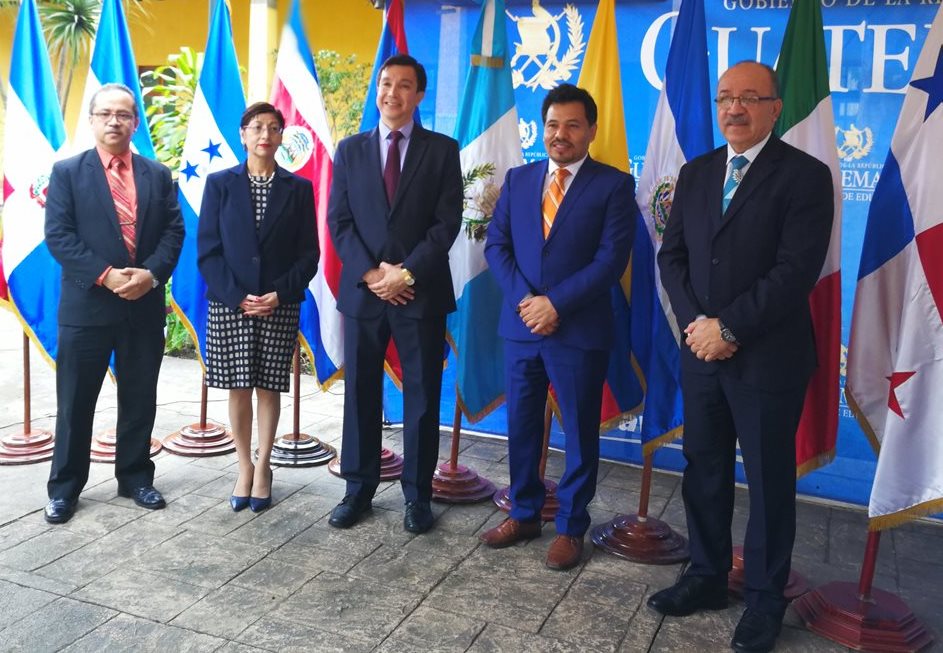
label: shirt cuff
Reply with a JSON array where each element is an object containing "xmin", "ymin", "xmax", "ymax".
[{"xmin": 96, "ymin": 266, "xmax": 113, "ymax": 286}]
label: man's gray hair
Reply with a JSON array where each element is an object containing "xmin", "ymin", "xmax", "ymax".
[{"xmin": 89, "ymin": 83, "xmax": 138, "ymax": 116}]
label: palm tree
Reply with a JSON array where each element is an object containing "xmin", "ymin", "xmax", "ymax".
[{"xmin": 39, "ymin": 0, "xmax": 101, "ymax": 109}]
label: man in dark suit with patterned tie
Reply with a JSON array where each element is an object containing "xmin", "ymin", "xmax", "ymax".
[
  {"xmin": 480, "ymin": 84, "xmax": 635, "ymax": 570},
  {"xmin": 651, "ymin": 62, "xmax": 833, "ymax": 653},
  {"xmin": 43, "ymin": 83, "xmax": 184, "ymax": 524},
  {"xmin": 327, "ymin": 55, "xmax": 463, "ymax": 534}
]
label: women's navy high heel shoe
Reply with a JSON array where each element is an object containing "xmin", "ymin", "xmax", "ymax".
[
  {"xmin": 230, "ymin": 494, "xmax": 250, "ymax": 511},
  {"xmin": 249, "ymin": 468, "xmax": 273, "ymax": 512}
]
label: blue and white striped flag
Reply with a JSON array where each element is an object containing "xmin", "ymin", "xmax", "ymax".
[
  {"xmin": 72, "ymin": 0, "xmax": 154, "ymax": 158},
  {"xmin": 634, "ymin": 0, "xmax": 712, "ymax": 452},
  {"xmin": 447, "ymin": 0, "xmax": 523, "ymax": 422},
  {"xmin": 170, "ymin": 0, "xmax": 246, "ymax": 363},
  {"xmin": 1, "ymin": 0, "xmax": 67, "ymax": 363}
]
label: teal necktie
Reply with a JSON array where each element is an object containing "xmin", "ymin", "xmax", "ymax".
[{"xmin": 722, "ymin": 155, "xmax": 749, "ymax": 214}]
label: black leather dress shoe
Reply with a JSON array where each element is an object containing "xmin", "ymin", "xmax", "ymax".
[
  {"xmin": 647, "ymin": 575, "xmax": 728, "ymax": 617},
  {"xmin": 403, "ymin": 501, "xmax": 434, "ymax": 534},
  {"xmin": 328, "ymin": 495, "xmax": 372, "ymax": 529},
  {"xmin": 118, "ymin": 485, "xmax": 166, "ymax": 510},
  {"xmin": 731, "ymin": 608, "xmax": 782, "ymax": 653},
  {"xmin": 44, "ymin": 498, "xmax": 77, "ymax": 524}
]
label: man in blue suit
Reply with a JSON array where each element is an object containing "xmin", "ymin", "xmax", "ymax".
[
  {"xmin": 327, "ymin": 55, "xmax": 463, "ymax": 534},
  {"xmin": 43, "ymin": 83, "xmax": 184, "ymax": 523},
  {"xmin": 481, "ymin": 84, "xmax": 636, "ymax": 570},
  {"xmin": 650, "ymin": 62, "xmax": 833, "ymax": 653}
]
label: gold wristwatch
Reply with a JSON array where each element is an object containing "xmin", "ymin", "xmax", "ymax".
[{"xmin": 402, "ymin": 268, "xmax": 416, "ymax": 287}]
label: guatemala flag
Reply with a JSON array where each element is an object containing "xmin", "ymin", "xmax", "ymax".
[
  {"xmin": 359, "ymin": 0, "xmax": 410, "ymax": 133},
  {"xmin": 846, "ymin": 5, "xmax": 943, "ymax": 529},
  {"xmin": 170, "ymin": 0, "xmax": 246, "ymax": 363},
  {"xmin": 72, "ymin": 0, "xmax": 155, "ymax": 159},
  {"xmin": 271, "ymin": 0, "xmax": 343, "ymax": 388},
  {"xmin": 634, "ymin": 0, "xmax": 712, "ymax": 453},
  {"xmin": 447, "ymin": 0, "xmax": 523, "ymax": 422},
  {"xmin": 1, "ymin": 0, "xmax": 67, "ymax": 363}
]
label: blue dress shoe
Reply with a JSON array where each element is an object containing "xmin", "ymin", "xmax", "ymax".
[
  {"xmin": 647, "ymin": 575, "xmax": 728, "ymax": 617},
  {"xmin": 249, "ymin": 468, "xmax": 273, "ymax": 513},
  {"xmin": 328, "ymin": 494, "xmax": 372, "ymax": 528},
  {"xmin": 731, "ymin": 608, "xmax": 783, "ymax": 653},
  {"xmin": 230, "ymin": 495, "xmax": 250, "ymax": 512},
  {"xmin": 44, "ymin": 498, "xmax": 77, "ymax": 524},
  {"xmin": 118, "ymin": 485, "xmax": 166, "ymax": 510},
  {"xmin": 403, "ymin": 501, "xmax": 434, "ymax": 534}
]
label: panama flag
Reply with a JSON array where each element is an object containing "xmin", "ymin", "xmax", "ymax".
[
  {"xmin": 447, "ymin": 0, "xmax": 523, "ymax": 422},
  {"xmin": 1, "ymin": 0, "xmax": 67, "ymax": 362},
  {"xmin": 359, "ymin": 0, "xmax": 409, "ymax": 133},
  {"xmin": 170, "ymin": 0, "xmax": 245, "ymax": 362},
  {"xmin": 775, "ymin": 1, "xmax": 843, "ymax": 476},
  {"xmin": 846, "ymin": 5, "xmax": 943, "ymax": 529},
  {"xmin": 271, "ymin": 0, "xmax": 343, "ymax": 388},
  {"xmin": 634, "ymin": 0, "xmax": 712, "ymax": 453},
  {"xmin": 72, "ymin": 0, "xmax": 155, "ymax": 158},
  {"xmin": 574, "ymin": 0, "xmax": 644, "ymax": 428}
]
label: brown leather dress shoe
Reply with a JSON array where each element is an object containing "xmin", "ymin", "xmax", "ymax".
[
  {"xmin": 479, "ymin": 518, "xmax": 541, "ymax": 548},
  {"xmin": 545, "ymin": 535, "xmax": 583, "ymax": 570}
]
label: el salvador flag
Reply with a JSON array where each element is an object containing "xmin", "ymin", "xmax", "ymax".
[
  {"xmin": 170, "ymin": 0, "xmax": 246, "ymax": 364},
  {"xmin": 360, "ymin": 0, "xmax": 411, "ymax": 133},
  {"xmin": 271, "ymin": 0, "xmax": 343, "ymax": 387},
  {"xmin": 1, "ymin": 0, "xmax": 67, "ymax": 363},
  {"xmin": 634, "ymin": 0, "xmax": 712, "ymax": 452},
  {"xmin": 447, "ymin": 0, "xmax": 523, "ymax": 422},
  {"xmin": 72, "ymin": 0, "xmax": 154, "ymax": 158}
]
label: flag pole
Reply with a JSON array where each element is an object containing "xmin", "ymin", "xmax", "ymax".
[
  {"xmin": 0, "ymin": 334, "xmax": 55, "ymax": 465},
  {"xmin": 794, "ymin": 530, "xmax": 932, "ymax": 651},
  {"xmin": 431, "ymin": 394, "xmax": 496, "ymax": 503},
  {"xmin": 269, "ymin": 341, "xmax": 336, "ymax": 467},
  {"xmin": 493, "ymin": 397, "xmax": 559, "ymax": 522},
  {"xmin": 590, "ymin": 451, "xmax": 688, "ymax": 564},
  {"xmin": 162, "ymin": 374, "xmax": 236, "ymax": 456}
]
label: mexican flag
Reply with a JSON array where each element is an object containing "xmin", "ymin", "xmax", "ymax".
[{"xmin": 775, "ymin": 1, "xmax": 843, "ymax": 476}]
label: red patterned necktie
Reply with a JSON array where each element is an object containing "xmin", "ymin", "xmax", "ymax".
[
  {"xmin": 542, "ymin": 167, "xmax": 569, "ymax": 238},
  {"xmin": 107, "ymin": 157, "xmax": 136, "ymax": 262}
]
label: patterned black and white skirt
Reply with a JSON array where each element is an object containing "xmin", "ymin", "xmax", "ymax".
[{"xmin": 205, "ymin": 300, "xmax": 300, "ymax": 392}]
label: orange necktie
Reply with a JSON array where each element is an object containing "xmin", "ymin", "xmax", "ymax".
[
  {"xmin": 106, "ymin": 157, "xmax": 136, "ymax": 262},
  {"xmin": 542, "ymin": 167, "xmax": 569, "ymax": 239}
]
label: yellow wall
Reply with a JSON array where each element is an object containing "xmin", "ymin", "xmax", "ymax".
[{"xmin": 0, "ymin": 0, "xmax": 381, "ymax": 143}]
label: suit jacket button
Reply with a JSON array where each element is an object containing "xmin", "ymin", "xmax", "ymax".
[
  {"xmin": 711, "ymin": 258, "xmax": 719, "ymax": 265},
  {"xmin": 252, "ymin": 256, "xmax": 260, "ymax": 264}
]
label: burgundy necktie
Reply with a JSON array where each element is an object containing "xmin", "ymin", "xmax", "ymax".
[
  {"xmin": 106, "ymin": 157, "xmax": 136, "ymax": 262},
  {"xmin": 383, "ymin": 130, "xmax": 403, "ymax": 205}
]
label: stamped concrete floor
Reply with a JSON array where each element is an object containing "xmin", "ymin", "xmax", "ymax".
[{"xmin": 1, "ymin": 310, "xmax": 940, "ymax": 652}]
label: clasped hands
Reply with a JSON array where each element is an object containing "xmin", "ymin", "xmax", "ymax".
[
  {"xmin": 684, "ymin": 317, "xmax": 738, "ymax": 362},
  {"xmin": 102, "ymin": 267, "xmax": 155, "ymax": 301},
  {"xmin": 237, "ymin": 292, "xmax": 279, "ymax": 317},
  {"xmin": 363, "ymin": 262, "xmax": 415, "ymax": 305},
  {"xmin": 518, "ymin": 295, "xmax": 559, "ymax": 336}
]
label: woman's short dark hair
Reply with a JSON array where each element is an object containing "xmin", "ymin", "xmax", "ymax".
[
  {"xmin": 240, "ymin": 102, "xmax": 285, "ymax": 129},
  {"xmin": 541, "ymin": 84, "xmax": 598, "ymax": 126}
]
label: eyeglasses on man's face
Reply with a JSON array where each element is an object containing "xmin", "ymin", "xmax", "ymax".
[
  {"xmin": 244, "ymin": 124, "xmax": 284, "ymax": 135},
  {"xmin": 91, "ymin": 111, "xmax": 136, "ymax": 124},
  {"xmin": 714, "ymin": 95, "xmax": 778, "ymax": 109}
]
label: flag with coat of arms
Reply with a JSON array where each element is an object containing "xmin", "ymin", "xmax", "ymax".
[{"xmin": 1, "ymin": 0, "xmax": 67, "ymax": 363}]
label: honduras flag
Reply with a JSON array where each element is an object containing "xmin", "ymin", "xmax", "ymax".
[
  {"xmin": 271, "ymin": 0, "xmax": 343, "ymax": 388},
  {"xmin": 72, "ymin": 0, "xmax": 155, "ymax": 158},
  {"xmin": 634, "ymin": 0, "xmax": 712, "ymax": 452},
  {"xmin": 1, "ymin": 0, "xmax": 67, "ymax": 363},
  {"xmin": 846, "ymin": 5, "xmax": 943, "ymax": 529},
  {"xmin": 360, "ymin": 0, "xmax": 411, "ymax": 133},
  {"xmin": 447, "ymin": 0, "xmax": 523, "ymax": 422},
  {"xmin": 170, "ymin": 0, "xmax": 245, "ymax": 363}
]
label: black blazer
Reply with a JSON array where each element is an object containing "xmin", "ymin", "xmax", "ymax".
[
  {"xmin": 327, "ymin": 123, "xmax": 463, "ymax": 319},
  {"xmin": 657, "ymin": 135, "xmax": 834, "ymax": 391},
  {"xmin": 44, "ymin": 149, "xmax": 184, "ymax": 327},
  {"xmin": 197, "ymin": 163, "xmax": 319, "ymax": 310}
]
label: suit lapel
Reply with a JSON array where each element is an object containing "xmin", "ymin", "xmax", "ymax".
[
  {"xmin": 85, "ymin": 153, "xmax": 122, "ymax": 242},
  {"xmin": 131, "ymin": 154, "xmax": 150, "ymax": 251},
  {"xmin": 712, "ymin": 138, "xmax": 782, "ymax": 237},
  {"xmin": 258, "ymin": 166, "xmax": 291, "ymax": 244},
  {"xmin": 361, "ymin": 129, "xmax": 388, "ymax": 211},
  {"xmin": 392, "ymin": 124, "xmax": 427, "ymax": 212},
  {"xmin": 707, "ymin": 149, "xmax": 727, "ymax": 232}
]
